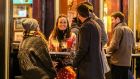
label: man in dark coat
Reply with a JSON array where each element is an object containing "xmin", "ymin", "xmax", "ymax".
[
  {"xmin": 81, "ymin": 2, "xmax": 110, "ymax": 74},
  {"xmin": 73, "ymin": 4, "xmax": 104, "ymax": 79},
  {"xmin": 18, "ymin": 18, "xmax": 56, "ymax": 79}
]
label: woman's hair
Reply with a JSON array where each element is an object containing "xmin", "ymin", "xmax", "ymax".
[{"xmin": 50, "ymin": 14, "xmax": 70, "ymax": 41}]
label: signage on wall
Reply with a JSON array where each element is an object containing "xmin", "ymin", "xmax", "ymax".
[
  {"xmin": 13, "ymin": 5, "xmax": 27, "ymax": 18},
  {"xmin": 13, "ymin": 0, "xmax": 33, "ymax": 4}
]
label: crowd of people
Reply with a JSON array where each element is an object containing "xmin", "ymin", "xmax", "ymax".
[{"xmin": 17, "ymin": 1, "xmax": 135, "ymax": 79}]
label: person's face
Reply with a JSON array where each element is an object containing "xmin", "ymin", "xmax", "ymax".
[
  {"xmin": 76, "ymin": 13, "xmax": 82, "ymax": 23},
  {"xmin": 111, "ymin": 17, "xmax": 120, "ymax": 28},
  {"xmin": 36, "ymin": 26, "xmax": 40, "ymax": 31},
  {"xmin": 57, "ymin": 17, "xmax": 68, "ymax": 31}
]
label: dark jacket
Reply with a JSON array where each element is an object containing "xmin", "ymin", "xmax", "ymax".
[
  {"xmin": 18, "ymin": 36, "xmax": 56, "ymax": 79},
  {"xmin": 73, "ymin": 18, "xmax": 104, "ymax": 79}
]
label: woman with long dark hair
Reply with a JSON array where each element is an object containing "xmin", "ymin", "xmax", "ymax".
[
  {"xmin": 48, "ymin": 14, "xmax": 76, "ymax": 52},
  {"xmin": 48, "ymin": 14, "xmax": 76, "ymax": 79}
]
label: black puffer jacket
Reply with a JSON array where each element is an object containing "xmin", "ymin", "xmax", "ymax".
[{"xmin": 18, "ymin": 36, "xmax": 56, "ymax": 79}]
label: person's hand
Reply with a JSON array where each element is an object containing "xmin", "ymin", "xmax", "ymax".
[
  {"xmin": 106, "ymin": 47, "xmax": 112, "ymax": 54},
  {"xmin": 52, "ymin": 61, "xmax": 58, "ymax": 67},
  {"xmin": 73, "ymin": 67, "xmax": 77, "ymax": 71}
]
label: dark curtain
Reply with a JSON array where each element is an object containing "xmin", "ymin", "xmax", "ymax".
[
  {"xmin": 0, "ymin": 0, "xmax": 5, "ymax": 79},
  {"xmin": 44, "ymin": 0, "xmax": 54, "ymax": 39},
  {"xmin": 33, "ymin": 0, "xmax": 42, "ymax": 30},
  {"xmin": 10, "ymin": 0, "xmax": 15, "ymax": 79},
  {"xmin": 122, "ymin": 0, "xmax": 128, "ymax": 23},
  {"xmin": 33, "ymin": 0, "xmax": 54, "ymax": 40}
]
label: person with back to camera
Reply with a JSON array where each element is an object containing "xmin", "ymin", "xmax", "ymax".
[
  {"xmin": 106, "ymin": 12, "xmax": 135, "ymax": 79},
  {"xmin": 71, "ymin": 2, "xmax": 110, "ymax": 79},
  {"xmin": 73, "ymin": 3, "xmax": 104, "ymax": 79},
  {"xmin": 71, "ymin": 2, "xmax": 108, "ymax": 46},
  {"xmin": 82, "ymin": 2, "xmax": 108, "ymax": 46},
  {"xmin": 80, "ymin": 2, "xmax": 111, "ymax": 78},
  {"xmin": 18, "ymin": 18, "xmax": 56, "ymax": 79},
  {"xmin": 48, "ymin": 14, "xmax": 76, "ymax": 79}
]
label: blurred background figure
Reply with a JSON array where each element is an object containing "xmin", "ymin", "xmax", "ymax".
[
  {"xmin": 82, "ymin": 2, "xmax": 108, "ymax": 46},
  {"xmin": 70, "ymin": 17, "xmax": 81, "ymax": 36},
  {"xmin": 18, "ymin": 18, "xmax": 56, "ymax": 79}
]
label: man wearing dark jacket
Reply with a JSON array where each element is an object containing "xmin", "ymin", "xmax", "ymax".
[
  {"xmin": 73, "ymin": 4, "xmax": 104, "ymax": 79},
  {"xmin": 81, "ymin": 2, "xmax": 110, "ymax": 75}
]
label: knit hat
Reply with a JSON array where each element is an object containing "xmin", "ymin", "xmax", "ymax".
[{"xmin": 21, "ymin": 18, "xmax": 39, "ymax": 33}]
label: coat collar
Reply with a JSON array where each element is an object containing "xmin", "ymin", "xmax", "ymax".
[
  {"xmin": 113, "ymin": 22, "xmax": 127, "ymax": 32},
  {"xmin": 82, "ymin": 17, "xmax": 92, "ymax": 24},
  {"xmin": 114, "ymin": 22, "xmax": 127, "ymax": 28}
]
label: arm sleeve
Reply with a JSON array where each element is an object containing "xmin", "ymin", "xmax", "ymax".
[
  {"xmin": 107, "ymin": 27, "xmax": 123, "ymax": 53},
  {"xmin": 95, "ymin": 19, "xmax": 108, "ymax": 46},
  {"xmin": 73, "ymin": 26, "xmax": 90, "ymax": 67},
  {"xmin": 101, "ymin": 24, "xmax": 108, "ymax": 46},
  {"xmin": 132, "ymin": 32, "xmax": 135, "ymax": 53},
  {"xmin": 18, "ymin": 48, "xmax": 53, "ymax": 79},
  {"xmin": 18, "ymin": 51, "xmax": 50, "ymax": 79}
]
